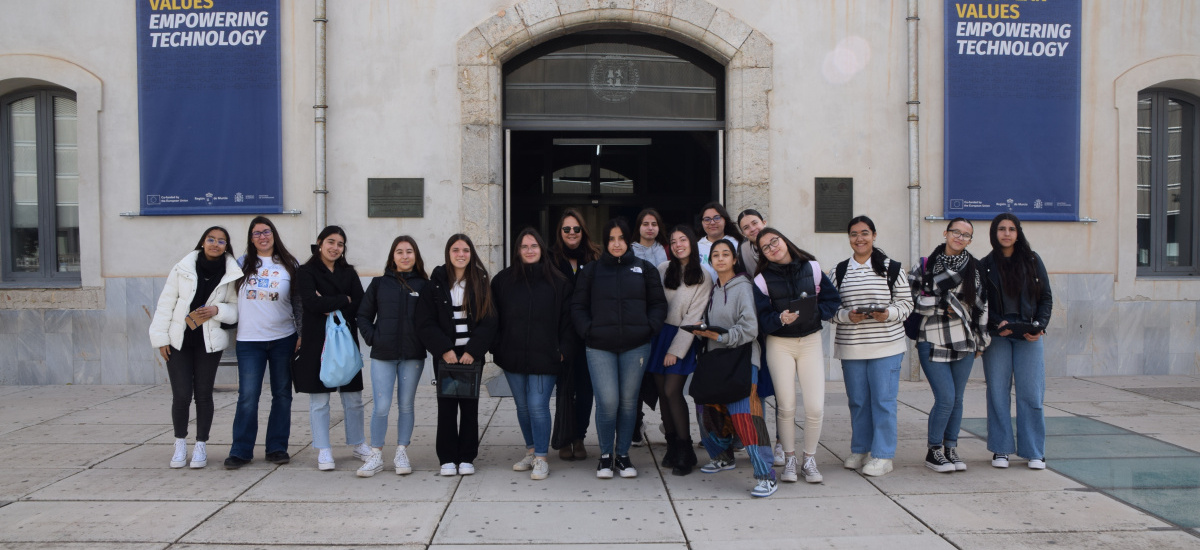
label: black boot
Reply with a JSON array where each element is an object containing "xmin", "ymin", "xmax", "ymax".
[
  {"xmin": 672, "ymin": 438, "xmax": 697, "ymax": 476},
  {"xmin": 661, "ymin": 434, "xmax": 678, "ymax": 468}
]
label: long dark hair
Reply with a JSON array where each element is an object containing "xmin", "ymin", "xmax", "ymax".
[
  {"xmin": 383, "ymin": 235, "xmax": 428, "ymax": 280},
  {"xmin": 928, "ymin": 217, "xmax": 980, "ymax": 306},
  {"xmin": 663, "ymin": 225, "xmax": 704, "ymax": 289},
  {"xmin": 708, "ymin": 238, "xmax": 743, "ymax": 275},
  {"xmin": 241, "ymin": 216, "xmax": 299, "ymax": 283},
  {"xmin": 754, "ymin": 227, "xmax": 816, "ymax": 277},
  {"xmin": 305, "ymin": 225, "xmax": 354, "ymax": 270},
  {"xmin": 846, "ymin": 215, "xmax": 890, "ymax": 279},
  {"xmin": 444, "ymin": 233, "xmax": 494, "ymax": 322},
  {"xmin": 511, "ymin": 227, "xmax": 564, "ymax": 283},
  {"xmin": 601, "ymin": 218, "xmax": 633, "ymax": 252},
  {"xmin": 699, "ymin": 201, "xmax": 744, "ymax": 244},
  {"xmin": 194, "ymin": 226, "xmax": 234, "ymax": 257},
  {"xmin": 988, "ymin": 213, "xmax": 1041, "ymax": 299},
  {"xmin": 551, "ymin": 208, "xmax": 600, "ymax": 265},
  {"xmin": 634, "ymin": 208, "xmax": 669, "ymax": 250}
]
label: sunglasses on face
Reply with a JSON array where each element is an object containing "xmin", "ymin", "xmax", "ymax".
[{"xmin": 562, "ymin": 226, "xmax": 582, "ymax": 234}]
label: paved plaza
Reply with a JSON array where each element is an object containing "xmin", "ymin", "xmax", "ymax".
[{"xmin": 1, "ymin": 373, "xmax": 1199, "ymax": 549}]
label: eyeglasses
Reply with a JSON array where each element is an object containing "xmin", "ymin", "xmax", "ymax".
[
  {"xmin": 519, "ymin": 244, "xmax": 540, "ymax": 251},
  {"xmin": 948, "ymin": 229, "xmax": 973, "ymax": 241},
  {"xmin": 561, "ymin": 226, "xmax": 582, "ymax": 234},
  {"xmin": 252, "ymin": 229, "xmax": 273, "ymax": 239},
  {"xmin": 205, "ymin": 237, "xmax": 227, "ymax": 246},
  {"xmin": 848, "ymin": 231, "xmax": 873, "ymax": 239},
  {"xmin": 702, "ymin": 215, "xmax": 723, "ymax": 224},
  {"xmin": 762, "ymin": 237, "xmax": 783, "ymax": 253}
]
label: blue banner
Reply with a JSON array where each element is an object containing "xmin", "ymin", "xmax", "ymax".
[
  {"xmin": 944, "ymin": 0, "xmax": 1080, "ymax": 221},
  {"xmin": 136, "ymin": 0, "xmax": 282, "ymax": 215}
]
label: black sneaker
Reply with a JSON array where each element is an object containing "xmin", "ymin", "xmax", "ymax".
[
  {"xmin": 596, "ymin": 455, "xmax": 614, "ymax": 479},
  {"xmin": 925, "ymin": 446, "xmax": 954, "ymax": 473},
  {"xmin": 615, "ymin": 455, "xmax": 637, "ymax": 478},
  {"xmin": 944, "ymin": 446, "xmax": 966, "ymax": 471},
  {"xmin": 223, "ymin": 455, "xmax": 251, "ymax": 470},
  {"xmin": 265, "ymin": 451, "xmax": 291, "ymax": 465},
  {"xmin": 991, "ymin": 453, "xmax": 1010, "ymax": 468}
]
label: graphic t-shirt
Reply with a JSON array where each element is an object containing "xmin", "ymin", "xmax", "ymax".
[{"xmin": 236, "ymin": 255, "xmax": 296, "ymax": 342}]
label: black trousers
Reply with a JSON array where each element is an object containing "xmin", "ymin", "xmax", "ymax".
[
  {"xmin": 436, "ymin": 395, "xmax": 479, "ymax": 464},
  {"xmin": 166, "ymin": 343, "xmax": 222, "ymax": 441}
]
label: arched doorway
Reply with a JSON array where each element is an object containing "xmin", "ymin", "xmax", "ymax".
[{"xmin": 503, "ymin": 31, "xmax": 724, "ymax": 246}]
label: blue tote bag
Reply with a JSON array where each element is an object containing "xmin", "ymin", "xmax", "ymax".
[{"xmin": 320, "ymin": 310, "xmax": 363, "ymax": 388}]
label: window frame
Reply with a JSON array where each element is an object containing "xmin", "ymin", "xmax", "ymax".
[
  {"xmin": 1137, "ymin": 88, "xmax": 1200, "ymax": 277},
  {"xmin": 0, "ymin": 87, "xmax": 81, "ymax": 285}
]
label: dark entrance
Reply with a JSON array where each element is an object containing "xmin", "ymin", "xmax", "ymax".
[{"xmin": 503, "ymin": 31, "xmax": 725, "ymax": 258}]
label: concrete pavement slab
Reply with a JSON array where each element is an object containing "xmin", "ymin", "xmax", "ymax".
[
  {"xmin": 431, "ymin": 500, "xmax": 685, "ymax": 544},
  {"xmin": 93, "ymin": 443, "xmax": 283, "ymax": 470},
  {"xmin": 1095, "ymin": 414, "xmax": 1200, "ymax": 435},
  {"xmin": 171, "ymin": 546, "xmax": 409, "ymax": 550},
  {"xmin": 25, "ymin": 468, "xmax": 269, "ymax": 501},
  {"xmin": 0, "ymin": 544, "xmax": 166, "ymax": 550},
  {"xmin": 0, "ymin": 501, "xmax": 224, "ymax": 543},
  {"xmin": 454, "ymin": 449, "xmax": 669, "ymax": 502},
  {"xmin": 239, "ymin": 468, "xmax": 457, "ymax": 502},
  {"xmin": 1087, "ymin": 375, "xmax": 1200, "ymax": 388},
  {"xmin": 181, "ymin": 502, "xmax": 444, "ymax": 546},
  {"xmin": 433, "ymin": 545, "xmax": 687, "ymax": 550},
  {"xmin": 895, "ymin": 490, "xmax": 1172, "ymax": 534},
  {"xmin": 946, "ymin": 530, "xmax": 1200, "ymax": 549},
  {"xmin": 1150, "ymin": 433, "xmax": 1200, "ymax": 452},
  {"xmin": 0, "ymin": 423, "xmax": 169, "ymax": 444},
  {"xmin": 0, "ymin": 443, "xmax": 132, "ymax": 469},
  {"xmin": 1046, "ymin": 400, "xmax": 1200, "ymax": 416},
  {"xmin": 862, "ymin": 460, "xmax": 1084, "ymax": 495},
  {"xmin": 0, "ymin": 469, "xmax": 79, "ymax": 501},
  {"xmin": 676, "ymin": 494, "xmax": 931, "ymax": 541},
  {"xmin": 690, "ymin": 533, "xmax": 957, "ymax": 550},
  {"xmin": 46, "ymin": 407, "xmax": 176, "ymax": 425}
]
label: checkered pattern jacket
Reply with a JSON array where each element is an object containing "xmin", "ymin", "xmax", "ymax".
[{"xmin": 909, "ymin": 260, "xmax": 990, "ymax": 362}]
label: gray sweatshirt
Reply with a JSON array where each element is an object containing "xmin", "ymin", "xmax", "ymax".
[{"xmin": 703, "ymin": 273, "xmax": 761, "ymax": 363}]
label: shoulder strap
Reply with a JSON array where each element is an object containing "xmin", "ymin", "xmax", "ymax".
[
  {"xmin": 886, "ymin": 259, "xmax": 902, "ymax": 293},
  {"xmin": 835, "ymin": 260, "xmax": 849, "ymax": 290},
  {"xmin": 809, "ymin": 261, "xmax": 821, "ymax": 296},
  {"xmin": 753, "ymin": 273, "xmax": 769, "ymax": 296}
]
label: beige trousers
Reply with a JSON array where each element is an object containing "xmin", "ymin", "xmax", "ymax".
[{"xmin": 765, "ymin": 333, "xmax": 825, "ymax": 455}]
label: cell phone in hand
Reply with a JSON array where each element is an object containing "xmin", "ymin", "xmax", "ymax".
[{"xmin": 854, "ymin": 305, "xmax": 887, "ymax": 314}]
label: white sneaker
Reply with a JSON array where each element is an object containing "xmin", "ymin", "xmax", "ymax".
[
  {"xmin": 440, "ymin": 462, "xmax": 458, "ymax": 476},
  {"xmin": 513, "ymin": 452, "xmax": 536, "ymax": 471},
  {"xmin": 750, "ymin": 477, "xmax": 778, "ymax": 498},
  {"xmin": 170, "ymin": 439, "xmax": 187, "ymax": 469},
  {"xmin": 317, "ymin": 448, "xmax": 335, "ymax": 471},
  {"xmin": 394, "ymin": 445, "xmax": 412, "ymax": 475},
  {"xmin": 862, "ymin": 457, "xmax": 893, "ymax": 477},
  {"xmin": 1028, "ymin": 458, "xmax": 1046, "ymax": 470},
  {"xmin": 991, "ymin": 453, "xmax": 1010, "ymax": 468},
  {"xmin": 458, "ymin": 462, "xmax": 475, "ymax": 475},
  {"xmin": 780, "ymin": 455, "xmax": 798, "ymax": 482},
  {"xmin": 351, "ymin": 443, "xmax": 372, "ymax": 461},
  {"xmin": 357, "ymin": 448, "xmax": 383, "ymax": 477},
  {"xmin": 800, "ymin": 454, "xmax": 823, "ymax": 483},
  {"xmin": 773, "ymin": 443, "xmax": 785, "ymax": 467},
  {"xmin": 189, "ymin": 441, "xmax": 207, "ymax": 469},
  {"xmin": 844, "ymin": 452, "xmax": 868, "ymax": 470},
  {"xmin": 531, "ymin": 457, "xmax": 549, "ymax": 480}
]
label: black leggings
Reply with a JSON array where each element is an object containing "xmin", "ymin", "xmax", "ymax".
[
  {"xmin": 166, "ymin": 344, "xmax": 222, "ymax": 441},
  {"xmin": 654, "ymin": 373, "xmax": 691, "ymax": 440}
]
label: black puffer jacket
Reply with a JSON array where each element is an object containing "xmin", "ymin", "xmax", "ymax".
[
  {"xmin": 293, "ymin": 261, "xmax": 364, "ymax": 393},
  {"xmin": 570, "ymin": 248, "xmax": 668, "ymax": 353},
  {"xmin": 491, "ymin": 263, "xmax": 575, "ymax": 375},
  {"xmin": 979, "ymin": 251, "xmax": 1053, "ymax": 333},
  {"xmin": 415, "ymin": 265, "xmax": 498, "ymax": 360},
  {"xmin": 357, "ymin": 270, "xmax": 428, "ymax": 361}
]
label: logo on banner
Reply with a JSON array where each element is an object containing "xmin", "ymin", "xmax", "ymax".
[
  {"xmin": 950, "ymin": 199, "xmax": 963, "ymax": 210},
  {"xmin": 146, "ymin": 195, "xmax": 161, "ymax": 205},
  {"xmin": 590, "ymin": 56, "xmax": 639, "ymax": 103}
]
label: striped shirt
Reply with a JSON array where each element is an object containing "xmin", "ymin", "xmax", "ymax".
[
  {"xmin": 829, "ymin": 258, "xmax": 913, "ymax": 360},
  {"xmin": 450, "ymin": 280, "xmax": 469, "ymax": 347}
]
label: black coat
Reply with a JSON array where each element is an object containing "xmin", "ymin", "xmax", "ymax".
[
  {"xmin": 491, "ymin": 263, "xmax": 575, "ymax": 375},
  {"xmin": 414, "ymin": 265, "xmax": 498, "ymax": 361},
  {"xmin": 570, "ymin": 248, "xmax": 668, "ymax": 353},
  {"xmin": 293, "ymin": 261, "xmax": 365, "ymax": 393},
  {"xmin": 357, "ymin": 270, "xmax": 428, "ymax": 361},
  {"xmin": 979, "ymin": 251, "xmax": 1053, "ymax": 333}
]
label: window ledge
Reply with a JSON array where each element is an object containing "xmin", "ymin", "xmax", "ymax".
[{"xmin": 0, "ymin": 286, "xmax": 103, "ymax": 310}]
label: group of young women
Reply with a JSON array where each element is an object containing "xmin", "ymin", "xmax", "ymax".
[{"xmin": 149, "ymin": 207, "xmax": 1051, "ymax": 498}]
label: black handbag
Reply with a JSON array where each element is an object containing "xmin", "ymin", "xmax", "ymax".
[
  {"xmin": 435, "ymin": 359, "xmax": 484, "ymax": 399},
  {"xmin": 688, "ymin": 341, "xmax": 753, "ymax": 405}
]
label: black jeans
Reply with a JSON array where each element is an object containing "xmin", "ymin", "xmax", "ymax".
[
  {"xmin": 166, "ymin": 343, "xmax": 222, "ymax": 441},
  {"xmin": 436, "ymin": 395, "xmax": 479, "ymax": 464}
]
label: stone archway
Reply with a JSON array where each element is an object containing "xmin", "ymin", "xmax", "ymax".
[{"xmin": 456, "ymin": 0, "xmax": 773, "ymax": 268}]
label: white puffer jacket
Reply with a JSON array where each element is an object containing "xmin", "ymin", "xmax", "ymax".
[{"xmin": 149, "ymin": 251, "xmax": 242, "ymax": 353}]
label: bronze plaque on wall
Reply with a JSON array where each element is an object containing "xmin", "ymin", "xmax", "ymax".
[
  {"xmin": 814, "ymin": 177, "xmax": 853, "ymax": 233},
  {"xmin": 367, "ymin": 178, "xmax": 424, "ymax": 218}
]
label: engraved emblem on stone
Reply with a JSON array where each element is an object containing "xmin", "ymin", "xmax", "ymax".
[{"xmin": 590, "ymin": 55, "xmax": 640, "ymax": 103}]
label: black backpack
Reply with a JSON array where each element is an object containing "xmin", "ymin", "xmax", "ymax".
[{"xmin": 834, "ymin": 258, "xmax": 903, "ymax": 293}]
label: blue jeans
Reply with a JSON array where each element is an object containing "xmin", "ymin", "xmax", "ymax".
[
  {"xmin": 983, "ymin": 336, "xmax": 1046, "ymax": 459},
  {"xmin": 841, "ymin": 352, "xmax": 904, "ymax": 459},
  {"xmin": 505, "ymin": 371, "xmax": 557, "ymax": 456},
  {"xmin": 369, "ymin": 358, "xmax": 425, "ymax": 447},
  {"xmin": 230, "ymin": 334, "xmax": 297, "ymax": 459},
  {"xmin": 917, "ymin": 342, "xmax": 974, "ymax": 448},
  {"xmin": 586, "ymin": 343, "xmax": 651, "ymax": 457},
  {"xmin": 309, "ymin": 391, "xmax": 365, "ymax": 449}
]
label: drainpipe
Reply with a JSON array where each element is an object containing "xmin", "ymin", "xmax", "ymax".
[
  {"xmin": 314, "ymin": 0, "xmax": 328, "ymax": 231},
  {"xmin": 907, "ymin": 0, "xmax": 921, "ymax": 381}
]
